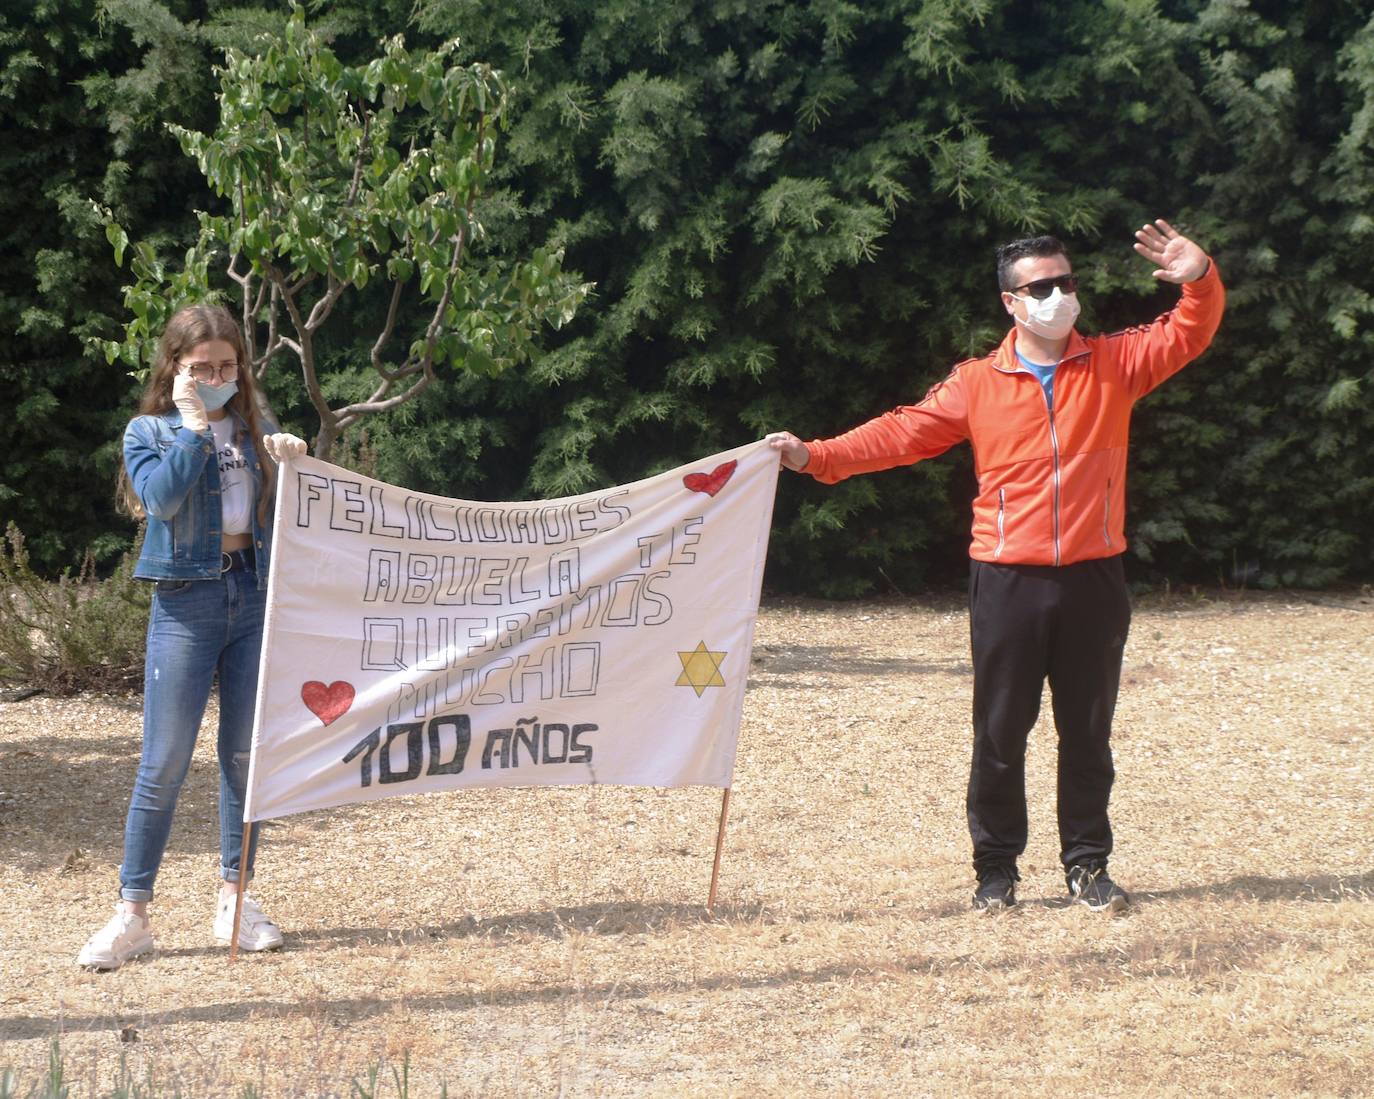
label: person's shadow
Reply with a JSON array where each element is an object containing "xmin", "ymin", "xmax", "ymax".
[
  {"xmin": 1131, "ymin": 870, "xmax": 1373, "ymax": 905},
  {"xmin": 925, "ymin": 868, "xmax": 1373, "ymax": 917}
]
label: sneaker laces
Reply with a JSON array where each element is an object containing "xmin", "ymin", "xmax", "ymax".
[
  {"xmin": 93, "ymin": 908, "xmax": 142, "ymax": 945},
  {"xmin": 1070, "ymin": 864, "xmax": 1118, "ymax": 900},
  {"xmin": 231, "ymin": 896, "xmax": 277, "ymax": 931}
]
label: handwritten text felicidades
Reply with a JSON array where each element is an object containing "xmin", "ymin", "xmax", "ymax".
[{"xmin": 291, "ymin": 471, "xmax": 709, "ymax": 727}]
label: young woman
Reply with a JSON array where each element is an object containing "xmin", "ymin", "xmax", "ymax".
[{"xmin": 78, "ymin": 303, "xmax": 307, "ymax": 969}]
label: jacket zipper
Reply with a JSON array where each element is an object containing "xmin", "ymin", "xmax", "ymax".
[
  {"xmin": 1103, "ymin": 477, "xmax": 1113, "ymax": 548},
  {"xmin": 994, "ymin": 489, "xmax": 1006, "ymax": 560},
  {"xmin": 1000, "ymin": 352, "xmax": 1084, "ymax": 566}
]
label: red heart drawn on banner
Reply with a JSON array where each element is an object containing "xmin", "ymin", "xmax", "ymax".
[
  {"xmin": 301, "ymin": 680, "xmax": 355, "ymax": 726},
  {"xmin": 682, "ymin": 460, "xmax": 738, "ymax": 498}
]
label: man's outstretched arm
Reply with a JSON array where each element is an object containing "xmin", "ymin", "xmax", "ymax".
[{"xmin": 765, "ymin": 365, "xmax": 971, "ymax": 484}]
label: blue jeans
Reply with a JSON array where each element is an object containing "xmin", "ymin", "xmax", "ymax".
[{"xmin": 119, "ymin": 568, "xmax": 266, "ymax": 902}]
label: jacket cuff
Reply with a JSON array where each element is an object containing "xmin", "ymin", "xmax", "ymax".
[
  {"xmin": 801, "ymin": 439, "xmax": 841, "ymax": 484},
  {"xmin": 1186, "ymin": 257, "xmax": 1220, "ymax": 290}
]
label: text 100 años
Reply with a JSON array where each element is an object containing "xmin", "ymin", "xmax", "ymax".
[{"xmin": 342, "ymin": 714, "xmax": 596, "ymax": 787}]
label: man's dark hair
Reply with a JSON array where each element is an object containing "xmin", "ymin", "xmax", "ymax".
[{"xmin": 996, "ymin": 235, "xmax": 1069, "ymax": 291}]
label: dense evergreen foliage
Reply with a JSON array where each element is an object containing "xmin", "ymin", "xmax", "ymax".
[
  {"xmin": 3, "ymin": 1, "xmax": 1371, "ymax": 593},
  {"xmin": 97, "ymin": 8, "xmax": 589, "ymax": 461}
]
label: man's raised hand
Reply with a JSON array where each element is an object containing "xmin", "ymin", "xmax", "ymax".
[{"xmin": 1133, "ymin": 218, "xmax": 1210, "ymax": 284}]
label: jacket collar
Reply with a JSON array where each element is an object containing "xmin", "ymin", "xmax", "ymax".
[{"xmin": 991, "ymin": 326, "xmax": 1092, "ymax": 374}]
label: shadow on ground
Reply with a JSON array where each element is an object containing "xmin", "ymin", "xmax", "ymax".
[
  {"xmin": 923, "ymin": 869, "xmax": 1374, "ymax": 918},
  {"xmin": 6, "ymin": 870, "xmax": 1369, "ymax": 1042}
]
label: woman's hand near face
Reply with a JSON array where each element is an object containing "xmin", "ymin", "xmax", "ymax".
[{"xmin": 171, "ymin": 373, "xmax": 209, "ymax": 433}]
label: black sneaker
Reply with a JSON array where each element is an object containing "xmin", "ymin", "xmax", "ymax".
[
  {"xmin": 972, "ymin": 864, "xmax": 1018, "ymax": 912},
  {"xmin": 1066, "ymin": 862, "xmax": 1129, "ymax": 913}
]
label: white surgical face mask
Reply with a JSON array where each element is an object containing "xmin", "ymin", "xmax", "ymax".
[
  {"xmin": 197, "ymin": 379, "xmax": 239, "ymax": 411},
  {"xmin": 1011, "ymin": 287, "xmax": 1080, "ymax": 340}
]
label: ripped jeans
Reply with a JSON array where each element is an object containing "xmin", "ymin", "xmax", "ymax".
[{"xmin": 119, "ymin": 568, "xmax": 266, "ymax": 902}]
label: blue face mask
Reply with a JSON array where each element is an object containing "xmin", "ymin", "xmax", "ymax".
[{"xmin": 197, "ymin": 379, "xmax": 238, "ymax": 411}]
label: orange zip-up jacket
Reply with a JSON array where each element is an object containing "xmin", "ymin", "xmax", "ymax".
[{"xmin": 803, "ymin": 262, "xmax": 1225, "ymax": 566}]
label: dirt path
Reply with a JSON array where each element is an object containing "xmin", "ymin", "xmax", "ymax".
[{"xmin": 1, "ymin": 591, "xmax": 1371, "ymax": 1096}]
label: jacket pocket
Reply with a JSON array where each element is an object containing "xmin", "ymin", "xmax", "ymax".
[
  {"xmin": 169, "ymin": 489, "xmax": 200, "ymax": 560},
  {"xmin": 994, "ymin": 489, "xmax": 1007, "ymax": 561},
  {"xmin": 1103, "ymin": 479, "xmax": 1113, "ymax": 549}
]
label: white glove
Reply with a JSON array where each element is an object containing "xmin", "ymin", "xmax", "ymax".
[
  {"xmin": 261, "ymin": 432, "xmax": 308, "ymax": 462},
  {"xmin": 172, "ymin": 374, "xmax": 209, "ymax": 433}
]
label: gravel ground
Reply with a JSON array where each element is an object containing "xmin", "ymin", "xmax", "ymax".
[{"xmin": 0, "ymin": 588, "xmax": 1371, "ymax": 1096}]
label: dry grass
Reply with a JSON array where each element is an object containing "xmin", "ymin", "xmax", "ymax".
[{"xmin": 1, "ymin": 589, "xmax": 1371, "ymax": 1096}]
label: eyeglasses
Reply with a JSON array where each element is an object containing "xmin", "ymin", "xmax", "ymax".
[
  {"xmin": 1008, "ymin": 274, "xmax": 1078, "ymax": 300},
  {"xmin": 177, "ymin": 360, "xmax": 240, "ymax": 384}
]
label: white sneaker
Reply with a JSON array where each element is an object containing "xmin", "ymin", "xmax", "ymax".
[
  {"xmin": 77, "ymin": 906, "xmax": 155, "ymax": 970},
  {"xmin": 213, "ymin": 894, "xmax": 284, "ymax": 951}
]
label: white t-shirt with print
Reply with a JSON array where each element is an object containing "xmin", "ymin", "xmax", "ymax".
[{"xmin": 210, "ymin": 417, "xmax": 253, "ymax": 536}]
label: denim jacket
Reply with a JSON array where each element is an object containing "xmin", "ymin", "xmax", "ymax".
[{"xmin": 124, "ymin": 408, "xmax": 273, "ymax": 588}]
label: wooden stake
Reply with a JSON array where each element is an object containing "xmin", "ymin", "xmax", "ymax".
[
  {"xmin": 229, "ymin": 820, "xmax": 253, "ymax": 963},
  {"xmin": 706, "ymin": 787, "xmax": 732, "ymax": 913}
]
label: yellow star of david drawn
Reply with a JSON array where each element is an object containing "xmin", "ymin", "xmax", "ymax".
[{"xmin": 676, "ymin": 641, "xmax": 727, "ymax": 697}]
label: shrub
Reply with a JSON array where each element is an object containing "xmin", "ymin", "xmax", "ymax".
[{"xmin": 0, "ymin": 523, "xmax": 149, "ymax": 695}]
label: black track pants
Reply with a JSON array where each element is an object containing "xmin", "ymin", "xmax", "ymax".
[{"xmin": 966, "ymin": 555, "xmax": 1131, "ymax": 872}]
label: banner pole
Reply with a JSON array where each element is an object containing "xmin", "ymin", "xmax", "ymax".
[
  {"xmin": 706, "ymin": 787, "xmax": 732, "ymax": 913},
  {"xmin": 229, "ymin": 819, "xmax": 253, "ymax": 963}
]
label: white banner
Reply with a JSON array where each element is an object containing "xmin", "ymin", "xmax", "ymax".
[{"xmin": 243, "ymin": 440, "xmax": 779, "ymax": 822}]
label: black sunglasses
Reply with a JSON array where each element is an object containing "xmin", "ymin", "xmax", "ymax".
[{"xmin": 1009, "ymin": 274, "xmax": 1079, "ymax": 300}]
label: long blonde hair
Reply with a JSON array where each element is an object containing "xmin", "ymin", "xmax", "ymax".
[{"xmin": 118, "ymin": 303, "xmax": 276, "ymax": 523}]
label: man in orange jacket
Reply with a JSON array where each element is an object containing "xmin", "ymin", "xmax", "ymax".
[{"xmin": 769, "ymin": 219, "xmax": 1225, "ymax": 914}]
